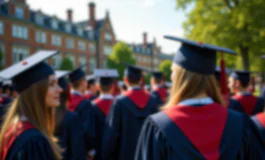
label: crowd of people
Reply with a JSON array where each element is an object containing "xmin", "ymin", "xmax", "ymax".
[{"xmin": 0, "ymin": 36, "xmax": 265, "ymax": 160}]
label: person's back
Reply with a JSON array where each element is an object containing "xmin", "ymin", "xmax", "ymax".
[
  {"xmin": 102, "ymin": 64, "xmax": 159, "ymax": 160},
  {"xmin": 135, "ymin": 36, "xmax": 264, "ymax": 160}
]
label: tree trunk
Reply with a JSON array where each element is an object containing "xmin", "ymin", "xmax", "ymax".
[{"xmin": 239, "ymin": 45, "xmax": 250, "ymax": 71}]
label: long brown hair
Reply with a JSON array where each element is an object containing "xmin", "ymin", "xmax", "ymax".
[
  {"xmin": 163, "ymin": 64, "xmax": 224, "ymax": 109},
  {"xmin": 0, "ymin": 78, "xmax": 62, "ymax": 160}
]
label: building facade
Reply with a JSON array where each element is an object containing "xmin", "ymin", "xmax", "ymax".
[{"xmin": 0, "ymin": 0, "xmax": 170, "ymax": 73}]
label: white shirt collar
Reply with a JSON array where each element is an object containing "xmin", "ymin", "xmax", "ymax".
[
  {"xmin": 178, "ymin": 97, "xmax": 214, "ymax": 106},
  {"xmin": 128, "ymin": 86, "xmax": 141, "ymax": 90},
  {"xmin": 99, "ymin": 94, "xmax": 113, "ymax": 100},
  {"xmin": 72, "ymin": 90, "xmax": 83, "ymax": 96}
]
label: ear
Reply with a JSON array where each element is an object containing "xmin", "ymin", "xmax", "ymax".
[{"xmin": 123, "ymin": 77, "xmax": 129, "ymax": 86}]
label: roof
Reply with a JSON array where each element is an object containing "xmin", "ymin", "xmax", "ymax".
[
  {"xmin": 129, "ymin": 44, "xmax": 152, "ymax": 56},
  {"xmin": 160, "ymin": 54, "xmax": 173, "ymax": 60},
  {"xmin": 0, "ymin": 2, "xmax": 95, "ymax": 41},
  {"xmin": 76, "ymin": 19, "xmax": 105, "ymax": 40}
]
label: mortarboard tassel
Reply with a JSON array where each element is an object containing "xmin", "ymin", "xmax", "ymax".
[{"xmin": 220, "ymin": 52, "xmax": 229, "ymax": 106}]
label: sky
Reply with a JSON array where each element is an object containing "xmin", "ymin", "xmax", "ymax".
[{"xmin": 27, "ymin": 0, "xmax": 188, "ymax": 54}]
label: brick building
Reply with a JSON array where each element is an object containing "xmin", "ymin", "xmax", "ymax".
[
  {"xmin": 0, "ymin": 0, "xmax": 115, "ymax": 72},
  {"xmin": 129, "ymin": 32, "xmax": 164, "ymax": 71},
  {"xmin": 0, "ymin": 0, "xmax": 170, "ymax": 73}
]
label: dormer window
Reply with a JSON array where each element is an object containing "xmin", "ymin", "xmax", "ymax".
[
  {"xmin": 87, "ymin": 31, "xmax": 94, "ymax": 39},
  {"xmin": 65, "ymin": 24, "xmax": 71, "ymax": 33},
  {"xmin": 52, "ymin": 19, "xmax": 58, "ymax": 29},
  {"xmin": 35, "ymin": 14, "xmax": 43, "ymax": 25},
  {"xmin": 77, "ymin": 28, "xmax": 83, "ymax": 36},
  {"xmin": 15, "ymin": 7, "xmax": 24, "ymax": 19}
]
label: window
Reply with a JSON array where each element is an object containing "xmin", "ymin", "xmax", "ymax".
[
  {"xmin": 52, "ymin": 19, "xmax": 58, "ymax": 29},
  {"xmin": 15, "ymin": 7, "xmax": 24, "ymax": 19},
  {"xmin": 154, "ymin": 58, "xmax": 159, "ymax": 65},
  {"xmin": 12, "ymin": 47, "xmax": 29, "ymax": 63},
  {"xmin": 79, "ymin": 56, "xmax": 86, "ymax": 70},
  {"xmin": 138, "ymin": 56, "xmax": 141, "ymax": 62},
  {"xmin": 104, "ymin": 33, "xmax": 112, "ymax": 42},
  {"xmin": 104, "ymin": 60, "xmax": 108, "ymax": 68},
  {"xmin": 89, "ymin": 44, "xmax": 95, "ymax": 53},
  {"xmin": 51, "ymin": 35, "xmax": 61, "ymax": 46},
  {"xmin": 78, "ymin": 41, "xmax": 86, "ymax": 51},
  {"xmin": 77, "ymin": 28, "xmax": 83, "ymax": 36},
  {"xmin": 35, "ymin": 14, "xmax": 43, "ymax": 25},
  {"xmin": 35, "ymin": 31, "xmax": 46, "ymax": 43},
  {"xmin": 0, "ymin": 21, "xmax": 3, "ymax": 35},
  {"xmin": 104, "ymin": 46, "xmax": 112, "ymax": 56},
  {"xmin": 66, "ymin": 38, "xmax": 74, "ymax": 49},
  {"xmin": 89, "ymin": 57, "xmax": 96, "ymax": 72},
  {"xmin": 88, "ymin": 31, "xmax": 94, "ymax": 39},
  {"xmin": 52, "ymin": 54, "xmax": 62, "ymax": 69},
  {"xmin": 12, "ymin": 25, "xmax": 28, "ymax": 39},
  {"xmin": 65, "ymin": 24, "xmax": 72, "ymax": 33}
]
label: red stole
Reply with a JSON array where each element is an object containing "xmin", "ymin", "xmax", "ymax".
[
  {"xmin": 94, "ymin": 98, "xmax": 113, "ymax": 115},
  {"xmin": 154, "ymin": 87, "xmax": 167, "ymax": 101},
  {"xmin": 163, "ymin": 103, "xmax": 228, "ymax": 160},
  {"xmin": 124, "ymin": 89, "xmax": 150, "ymax": 108},
  {"xmin": 233, "ymin": 94, "xmax": 257, "ymax": 115},
  {"xmin": 68, "ymin": 94, "xmax": 86, "ymax": 112},
  {"xmin": 1, "ymin": 121, "xmax": 34, "ymax": 160}
]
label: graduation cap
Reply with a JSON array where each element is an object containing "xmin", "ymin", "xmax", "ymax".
[
  {"xmin": 0, "ymin": 50, "xmax": 58, "ymax": 93},
  {"xmin": 230, "ymin": 71, "xmax": 250, "ymax": 86},
  {"xmin": 86, "ymin": 74, "xmax": 96, "ymax": 84},
  {"xmin": 164, "ymin": 36, "xmax": 236, "ymax": 75},
  {"xmin": 121, "ymin": 62, "xmax": 147, "ymax": 82},
  {"xmin": 55, "ymin": 70, "xmax": 70, "ymax": 90},
  {"xmin": 148, "ymin": 70, "xmax": 163, "ymax": 80},
  {"xmin": 94, "ymin": 69, "xmax": 119, "ymax": 85},
  {"xmin": 69, "ymin": 64, "xmax": 87, "ymax": 83}
]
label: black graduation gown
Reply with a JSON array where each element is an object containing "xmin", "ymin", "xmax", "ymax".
[
  {"xmin": 5, "ymin": 127, "xmax": 55, "ymax": 160},
  {"xmin": 101, "ymin": 89, "xmax": 158, "ymax": 160},
  {"xmin": 74, "ymin": 99, "xmax": 95, "ymax": 151},
  {"xmin": 58, "ymin": 111, "xmax": 87, "ymax": 160},
  {"xmin": 150, "ymin": 86, "xmax": 168, "ymax": 106},
  {"xmin": 251, "ymin": 113, "xmax": 265, "ymax": 149},
  {"xmin": 135, "ymin": 103, "xmax": 264, "ymax": 160},
  {"xmin": 0, "ymin": 104, "xmax": 6, "ymax": 127},
  {"xmin": 229, "ymin": 94, "xmax": 264, "ymax": 116},
  {"xmin": 90, "ymin": 97, "xmax": 113, "ymax": 160}
]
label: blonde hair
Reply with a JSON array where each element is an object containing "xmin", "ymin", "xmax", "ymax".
[
  {"xmin": 0, "ymin": 78, "xmax": 62, "ymax": 160},
  {"xmin": 163, "ymin": 64, "xmax": 224, "ymax": 109}
]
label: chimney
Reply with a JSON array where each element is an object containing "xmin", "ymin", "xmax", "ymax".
[
  {"xmin": 67, "ymin": 9, "xmax": 73, "ymax": 23},
  {"xmin": 106, "ymin": 10, "xmax": 109, "ymax": 19},
  {"xmin": 88, "ymin": 2, "xmax": 96, "ymax": 29},
  {"xmin": 143, "ymin": 32, "xmax": 147, "ymax": 47}
]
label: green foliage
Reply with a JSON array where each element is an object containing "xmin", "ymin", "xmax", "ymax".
[
  {"xmin": 144, "ymin": 73, "xmax": 152, "ymax": 84},
  {"xmin": 0, "ymin": 49, "xmax": 4, "ymax": 70},
  {"xmin": 107, "ymin": 42, "xmax": 136, "ymax": 79},
  {"xmin": 176, "ymin": 0, "xmax": 265, "ymax": 71},
  {"xmin": 60, "ymin": 57, "xmax": 74, "ymax": 70},
  {"xmin": 159, "ymin": 60, "xmax": 172, "ymax": 81}
]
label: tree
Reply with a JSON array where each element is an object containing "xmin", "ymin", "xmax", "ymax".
[
  {"xmin": 175, "ymin": 0, "xmax": 265, "ymax": 71},
  {"xmin": 0, "ymin": 49, "xmax": 4, "ymax": 70},
  {"xmin": 60, "ymin": 57, "xmax": 74, "ymax": 70},
  {"xmin": 159, "ymin": 60, "xmax": 172, "ymax": 81},
  {"xmin": 144, "ymin": 73, "xmax": 152, "ymax": 84},
  {"xmin": 107, "ymin": 42, "xmax": 136, "ymax": 79}
]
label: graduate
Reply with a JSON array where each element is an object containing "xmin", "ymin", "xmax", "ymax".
[
  {"xmin": 0, "ymin": 50, "xmax": 62, "ymax": 160},
  {"xmin": 150, "ymin": 71, "xmax": 168, "ymax": 105},
  {"xmin": 84, "ymin": 74, "xmax": 98, "ymax": 101},
  {"xmin": 89, "ymin": 69, "xmax": 118, "ymax": 160},
  {"xmin": 0, "ymin": 80, "xmax": 12, "ymax": 106},
  {"xmin": 68, "ymin": 65, "xmax": 88, "ymax": 112},
  {"xmin": 134, "ymin": 36, "xmax": 263, "ymax": 160},
  {"xmin": 228, "ymin": 71, "xmax": 264, "ymax": 115},
  {"xmin": 144, "ymin": 85, "xmax": 151, "ymax": 93},
  {"xmin": 102, "ymin": 64, "xmax": 159, "ymax": 160},
  {"xmin": 251, "ymin": 112, "xmax": 265, "ymax": 151},
  {"xmin": 54, "ymin": 70, "xmax": 87, "ymax": 160}
]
